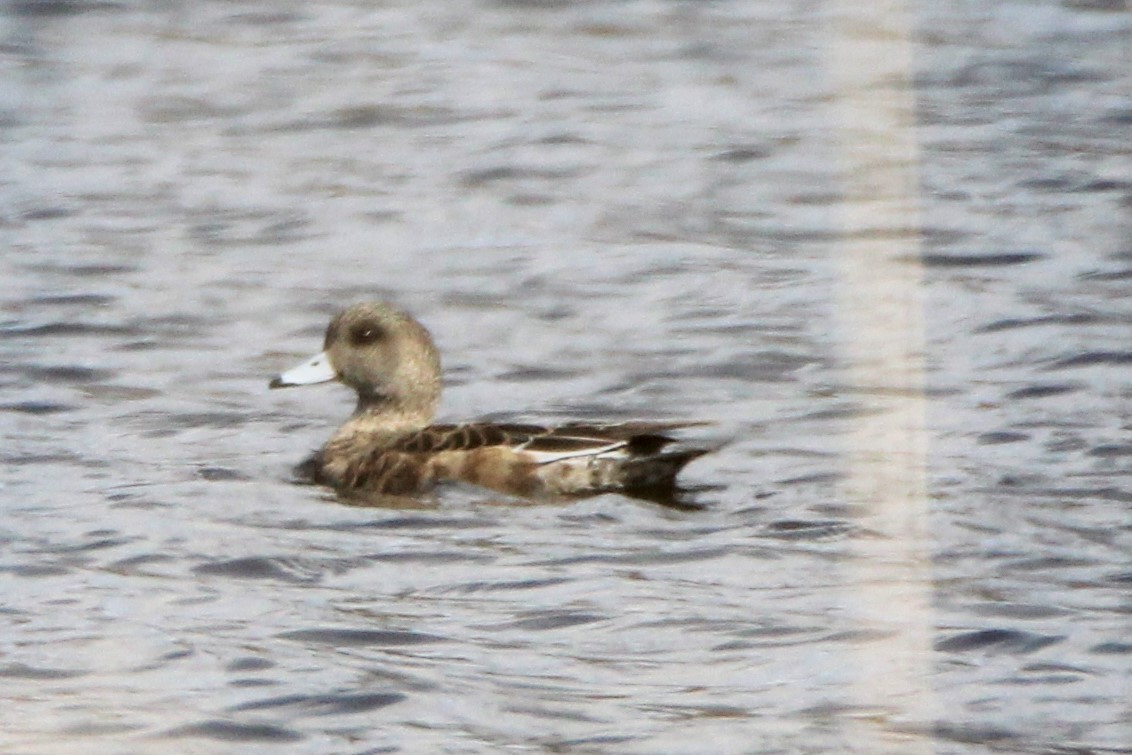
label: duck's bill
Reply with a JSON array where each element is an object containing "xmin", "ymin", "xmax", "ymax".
[{"xmin": 269, "ymin": 351, "xmax": 337, "ymax": 389}]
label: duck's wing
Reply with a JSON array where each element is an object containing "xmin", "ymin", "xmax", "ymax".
[
  {"xmin": 389, "ymin": 423, "xmax": 544, "ymax": 454},
  {"xmin": 548, "ymin": 421, "xmax": 711, "ymax": 452},
  {"xmin": 391, "ymin": 421, "xmax": 709, "ymax": 464}
]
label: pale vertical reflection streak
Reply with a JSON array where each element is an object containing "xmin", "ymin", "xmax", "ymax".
[{"xmin": 827, "ymin": 0, "xmax": 936, "ymax": 744}]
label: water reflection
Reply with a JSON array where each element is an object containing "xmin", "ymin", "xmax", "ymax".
[{"xmin": 827, "ymin": 0, "xmax": 935, "ymax": 745}]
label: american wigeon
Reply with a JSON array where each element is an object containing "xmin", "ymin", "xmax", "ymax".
[{"xmin": 270, "ymin": 302, "xmax": 710, "ymax": 501}]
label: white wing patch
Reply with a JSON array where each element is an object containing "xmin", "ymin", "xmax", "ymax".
[{"xmin": 522, "ymin": 439, "xmax": 629, "ymax": 466}]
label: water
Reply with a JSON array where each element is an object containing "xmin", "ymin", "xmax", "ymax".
[{"xmin": 2, "ymin": 0, "xmax": 1130, "ymax": 752}]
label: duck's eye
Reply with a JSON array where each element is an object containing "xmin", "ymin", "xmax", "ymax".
[{"xmin": 349, "ymin": 323, "xmax": 385, "ymax": 346}]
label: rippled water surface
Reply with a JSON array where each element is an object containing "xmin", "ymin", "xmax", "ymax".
[{"xmin": 2, "ymin": 0, "xmax": 1130, "ymax": 752}]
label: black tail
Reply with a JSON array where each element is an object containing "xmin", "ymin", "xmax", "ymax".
[{"xmin": 620, "ymin": 448, "xmax": 711, "ymax": 491}]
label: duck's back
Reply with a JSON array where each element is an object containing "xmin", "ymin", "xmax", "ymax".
[{"xmin": 307, "ymin": 421, "xmax": 708, "ymax": 498}]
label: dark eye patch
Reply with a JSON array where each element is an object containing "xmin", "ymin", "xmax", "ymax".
[{"xmin": 349, "ymin": 321, "xmax": 386, "ymax": 346}]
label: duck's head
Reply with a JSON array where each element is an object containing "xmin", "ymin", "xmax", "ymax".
[{"xmin": 270, "ymin": 302, "xmax": 441, "ymax": 419}]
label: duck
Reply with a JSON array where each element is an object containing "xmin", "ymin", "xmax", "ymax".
[{"xmin": 269, "ymin": 302, "xmax": 711, "ymax": 501}]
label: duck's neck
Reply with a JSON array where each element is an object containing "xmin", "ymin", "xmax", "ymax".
[{"xmin": 338, "ymin": 389, "xmax": 434, "ymax": 440}]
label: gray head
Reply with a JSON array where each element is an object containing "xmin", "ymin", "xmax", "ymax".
[{"xmin": 270, "ymin": 302, "xmax": 442, "ymax": 421}]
